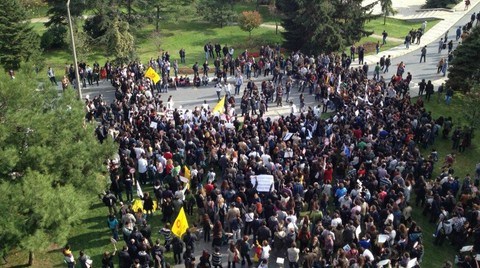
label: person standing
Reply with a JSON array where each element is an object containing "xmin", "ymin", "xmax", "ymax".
[
  {"xmin": 418, "ymin": 79, "xmax": 426, "ymax": 96},
  {"xmin": 456, "ymin": 26, "xmax": 462, "ymax": 41},
  {"xmin": 445, "ymin": 87, "xmax": 454, "ymax": 105},
  {"xmin": 358, "ymin": 45, "xmax": 365, "ymax": 64},
  {"xmin": 63, "ymin": 245, "xmax": 76, "ymax": 268},
  {"xmin": 350, "ymin": 45, "xmax": 356, "ymax": 61},
  {"xmin": 179, "ymin": 48, "xmax": 186, "ymax": 63},
  {"xmin": 425, "ymin": 80, "xmax": 434, "ymax": 102},
  {"xmin": 382, "ymin": 30, "xmax": 388, "ymax": 45},
  {"xmin": 47, "ymin": 67, "xmax": 58, "ymax": 86},
  {"xmin": 438, "ymin": 38, "xmax": 444, "ymax": 53},
  {"xmin": 405, "ymin": 34, "xmax": 411, "ymax": 49},
  {"xmin": 384, "ymin": 55, "xmax": 391, "ymax": 73},
  {"xmin": 235, "ymin": 74, "xmax": 243, "ymax": 95},
  {"xmin": 373, "ymin": 62, "xmax": 380, "ymax": 81},
  {"xmin": 420, "ymin": 46, "xmax": 427, "ymax": 63},
  {"xmin": 287, "ymin": 242, "xmax": 300, "ymax": 268},
  {"xmin": 441, "ymin": 59, "xmax": 448, "ymax": 77}
]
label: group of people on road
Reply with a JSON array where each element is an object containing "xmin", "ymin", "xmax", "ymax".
[
  {"xmin": 56, "ymin": 12, "xmax": 480, "ymax": 268},
  {"xmin": 71, "ymin": 27, "xmax": 480, "ymax": 268}
]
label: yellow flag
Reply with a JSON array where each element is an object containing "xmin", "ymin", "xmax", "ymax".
[
  {"xmin": 212, "ymin": 96, "xmax": 225, "ymax": 114},
  {"xmin": 145, "ymin": 67, "xmax": 161, "ymax": 84},
  {"xmin": 184, "ymin": 165, "xmax": 191, "ymax": 180},
  {"xmin": 171, "ymin": 207, "xmax": 189, "ymax": 237}
]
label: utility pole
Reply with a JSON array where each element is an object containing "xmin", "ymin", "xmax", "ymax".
[{"xmin": 66, "ymin": 0, "xmax": 82, "ymax": 100}]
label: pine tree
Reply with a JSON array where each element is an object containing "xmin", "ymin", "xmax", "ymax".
[
  {"xmin": 0, "ymin": 1, "xmax": 41, "ymax": 71},
  {"xmin": 447, "ymin": 26, "xmax": 480, "ymax": 92},
  {"xmin": 277, "ymin": 0, "xmax": 340, "ymax": 53},
  {"xmin": 379, "ymin": 0, "xmax": 397, "ymax": 25},
  {"xmin": 330, "ymin": 0, "xmax": 378, "ymax": 46},
  {"xmin": 277, "ymin": 0, "xmax": 374, "ymax": 54},
  {"xmin": 44, "ymin": 0, "xmax": 88, "ymax": 27},
  {"xmin": 0, "ymin": 69, "xmax": 116, "ymax": 264},
  {"xmin": 196, "ymin": 0, "xmax": 237, "ymax": 28}
]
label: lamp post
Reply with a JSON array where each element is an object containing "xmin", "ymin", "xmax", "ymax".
[{"xmin": 66, "ymin": 0, "xmax": 82, "ymax": 100}]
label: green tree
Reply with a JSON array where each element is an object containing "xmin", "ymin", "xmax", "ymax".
[
  {"xmin": 330, "ymin": 0, "xmax": 378, "ymax": 46},
  {"xmin": 44, "ymin": 0, "xmax": 90, "ymax": 27},
  {"xmin": 196, "ymin": 0, "xmax": 237, "ymax": 28},
  {"xmin": 0, "ymin": 1, "xmax": 41, "ymax": 71},
  {"xmin": 100, "ymin": 16, "xmax": 136, "ymax": 64},
  {"xmin": 276, "ymin": 0, "xmax": 343, "ymax": 54},
  {"xmin": 277, "ymin": 0, "xmax": 376, "ymax": 54},
  {"xmin": 238, "ymin": 11, "xmax": 263, "ymax": 37},
  {"xmin": 457, "ymin": 83, "xmax": 480, "ymax": 131},
  {"xmin": 447, "ymin": 26, "xmax": 480, "ymax": 92},
  {"xmin": 379, "ymin": 0, "xmax": 397, "ymax": 25},
  {"xmin": 0, "ymin": 69, "xmax": 116, "ymax": 265}
]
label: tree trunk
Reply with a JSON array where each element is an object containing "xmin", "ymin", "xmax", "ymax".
[
  {"xmin": 28, "ymin": 251, "xmax": 34, "ymax": 266},
  {"xmin": 128, "ymin": 0, "xmax": 131, "ymax": 22},
  {"xmin": 156, "ymin": 6, "xmax": 160, "ymax": 32},
  {"xmin": 275, "ymin": 21, "xmax": 278, "ymax": 35},
  {"xmin": 384, "ymin": 14, "xmax": 387, "ymax": 25}
]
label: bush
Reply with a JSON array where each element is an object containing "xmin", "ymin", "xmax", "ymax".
[
  {"xmin": 40, "ymin": 25, "xmax": 67, "ymax": 50},
  {"xmin": 425, "ymin": 0, "xmax": 460, "ymax": 8}
]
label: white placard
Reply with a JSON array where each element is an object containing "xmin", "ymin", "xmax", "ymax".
[
  {"xmin": 377, "ymin": 234, "xmax": 389, "ymax": 244},
  {"xmin": 283, "ymin": 132, "xmax": 294, "ymax": 141},
  {"xmin": 251, "ymin": 175, "xmax": 274, "ymax": 192},
  {"xmin": 150, "ymin": 121, "xmax": 158, "ymax": 129},
  {"xmin": 406, "ymin": 258, "xmax": 417, "ymax": 268},
  {"xmin": 460, "ymin": 245, "xmax": 474, "ymax": 252},
  {"xmin": 355, "ymin": 225, "xmax": 361, "ymax": 240}
]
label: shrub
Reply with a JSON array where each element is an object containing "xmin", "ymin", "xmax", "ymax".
[{"xmin": 40, "ymin": 25, "xmax": 67, "ymax": 50}]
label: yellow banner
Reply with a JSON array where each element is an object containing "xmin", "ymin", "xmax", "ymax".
[
  {"xmin": 212, "ymin": 96, "xmax": 225, "ymax": 114},
  {"xmin": 171, "ymin": 207, "xmax": 189, "ymax": 237},
  {"xmin": 145, "ymin": 67, "xmax": 161, "ymax": 84}
]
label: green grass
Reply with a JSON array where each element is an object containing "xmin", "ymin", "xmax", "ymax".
[
  {"xmin": 365, "ymin": 17, "xmax": 440, "ymax": 39},
  {"xmin": 412, "ymin": 96, "xmax": 480, "ymax": 267},
  {"xmin": 353, "ymin": 36, "xmax": 402, "ymax": 56},
  {"xmin": 3, "ymin": 183, "xmax": 198, "ymax": 267},
  {"xmin": 34, "ymin": 17, "xmax": 283, "ymax": 74}
]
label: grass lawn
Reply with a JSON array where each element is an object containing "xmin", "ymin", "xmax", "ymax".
[
  {"xmin": 3, "ymin": 183, "xmax": 198, "ymax": 267},
  {"xmin": 365, "ymin": 17, "xmax": 440, "ymax": 39},
  {"xmin": 37, "ymin": 18, "xmax": 284, "ymax": 75},
  {"xmin": 412, "ymin": 97, "xmax": 480, "ymax": 267},
  {"xmin": 353, "ymin": 36, "xmax": 402, "ymax": 56}
]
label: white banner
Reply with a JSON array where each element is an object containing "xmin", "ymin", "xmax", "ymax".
[{"xmin": 250, "ymin": 175, "xmax": 274, "ymax": 192}]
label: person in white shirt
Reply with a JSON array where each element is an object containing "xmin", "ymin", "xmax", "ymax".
[
  {"xmin": 137, "ymin": 154, "xmax": 148, "ymax": 185},
  {"xmin": 287, "ymin": 242, "xmax": 300, "ymax": 266},
  {"xmin": 260, "ymin": 240, "xmax": 271, "ymax": 261},
  {"xmin": 362, "ymin": 247, "xmax": 374, "ymax": 263}
]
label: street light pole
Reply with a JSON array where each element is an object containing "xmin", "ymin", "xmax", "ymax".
[{"xmin": 66, "ymin": 0, "xmax": 82, "ymax": 100}]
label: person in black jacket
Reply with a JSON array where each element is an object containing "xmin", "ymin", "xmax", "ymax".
[{"xmin": 118, "ymin": 246, "xmax": 132, "ymax": 268}]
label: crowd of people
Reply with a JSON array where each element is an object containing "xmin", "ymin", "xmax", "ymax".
[{"xmin": 64, "ymin": 16, "xmax": 480, "ymax": 268}]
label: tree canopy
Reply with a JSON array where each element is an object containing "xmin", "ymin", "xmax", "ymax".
[
  {"xmin": 196, "ymin": 0, "xmax": 237, "ymax": 28},
  {"xmin": 0, "ymin": 1, "xmax": 41, "ymax": 71},
  {"xmin": 0, "ymin": 69, "xmax": 116, "ymax": 260},
  {"xmin": 238, "ymin": 11, "xmax": 263, "ymax": 37},
  {"xmin": 276, "ymin": 0, "xmax": 377, "ymax": 55},
  {"xmin": 447, "ymin": 26, "xmax": 480, "ymax": 91}
]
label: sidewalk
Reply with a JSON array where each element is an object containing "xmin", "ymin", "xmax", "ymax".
[{"xmin": 355, "ymin": 0, "xmax": 480, "ymax": 68}]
